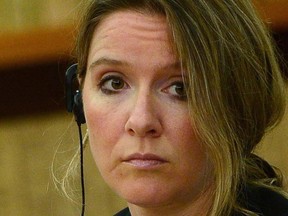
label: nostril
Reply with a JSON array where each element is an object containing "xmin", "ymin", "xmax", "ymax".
[
  {"xmin": 124, "ymin": 111, "xmax": 162, "ymax": 137},
  {"xmin": 128, "ymin": 128, "xmax": 135, "ymax": 136},
  {"xmin": 146, "ymin": 129, "xmax": 161, "ymax": 138},
  {"xmin": 127, "ymin": 128, "xmax": 159, "ymax": 137}
]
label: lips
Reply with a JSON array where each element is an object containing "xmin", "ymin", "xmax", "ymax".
[{"xmin": 123, "ymin": 153, "xmax": 168, "ymax": 168}]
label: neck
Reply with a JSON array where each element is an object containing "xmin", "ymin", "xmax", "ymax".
[{"xmin": 128, "ymin": 186, "xmax": 213, "ymax": 216}]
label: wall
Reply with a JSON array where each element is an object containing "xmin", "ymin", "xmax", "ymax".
[
  {"xmin": 258, "ymin": 91, "xmax": 288, "ymax": 185},
  {"xmin": 0, "ymin": 0, "xmax": 79, "ymax": 32}
]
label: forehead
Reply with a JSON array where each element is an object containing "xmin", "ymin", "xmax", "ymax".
[
  {"xmin": 95, "ymin": 10, "xmax": 169, "ymax": 37},
  {"xmin": 90, "ymin": 10, "xmax": 172, "ymax": 50},
  {"xmin": 88, "ymin": 10, "xmax": 177, "ymax": 67}
]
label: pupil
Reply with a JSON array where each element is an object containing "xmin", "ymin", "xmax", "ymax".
[
  {"xmin": 112, "ymin": 79, "xmax": 124, "ymax": 89},
  {"xmin": 175, "ymin": 85, "xmax": 185, "ymax": 96}
]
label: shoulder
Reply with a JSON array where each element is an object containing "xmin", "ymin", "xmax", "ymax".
[
  {"xmin": 239, "ymin": 185, "xmax": 288, "ymax": 216},
  {"xmin": 114, "ymin": 207, "xmax": 131, "ymax": 216}
]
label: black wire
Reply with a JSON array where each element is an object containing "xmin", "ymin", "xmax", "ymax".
[{"xmin": 77, "ymin": 123, "xmax": 85, "ymax": 216}]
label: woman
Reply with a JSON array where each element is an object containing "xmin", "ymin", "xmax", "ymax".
[{"xmin": 67, "ymin": 0, "xmax": 288, "ymax": 215}]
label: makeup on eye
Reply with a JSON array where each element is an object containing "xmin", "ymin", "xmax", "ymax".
[
  {"xmin": 96, "ymin": 72, "xmax": 187, "ymax": 99},
  {"xmin": 97, "ymin": 74, "xmax": 129, "ymax": 94},
  {"xmin": 162, "ymin": 81, "xmax": 187, "ymax": 100}
]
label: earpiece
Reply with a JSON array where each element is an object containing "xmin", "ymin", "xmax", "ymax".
[
  {"xmin": 65, "ymin": 64, "xmax": 86, "ymax": 125},
  {"xmin": 65, "ymin": 64, "xmax": 86, "ymax": 216}
]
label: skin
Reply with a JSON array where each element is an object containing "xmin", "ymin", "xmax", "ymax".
[{"xmin": 82, "ymin": 11, "xmax": 213, "ymax": 216}]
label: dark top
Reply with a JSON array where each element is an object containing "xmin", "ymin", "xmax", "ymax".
[
  {"xmin": 114, "ymin": 208, "xmax": 130, "ymax": 216},
  {"xmin": 114, "ymin": 186, "xmax": 288, "ymax": 216}
]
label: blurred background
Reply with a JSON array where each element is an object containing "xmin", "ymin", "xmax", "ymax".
[{"xmin": 0, "ymin": 0, "xmax": 287, "ymax": 216}]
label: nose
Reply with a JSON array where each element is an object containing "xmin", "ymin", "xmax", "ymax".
[{"xmin": 125, "ymin": 92, "xmax": 162, "ymax": 138}]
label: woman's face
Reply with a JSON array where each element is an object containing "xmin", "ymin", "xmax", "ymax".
[{"xmin": 83, "ymin": 11, "xmax": 212, "ymax": 210}]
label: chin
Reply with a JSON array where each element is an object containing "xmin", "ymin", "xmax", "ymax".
[
  {"xmin": 115, "ymin": 179, "xmax": 180, "ymax": 208},
  {"xmin": 125, "ymin": 193, "xmax": 171, "ymax": 208}
]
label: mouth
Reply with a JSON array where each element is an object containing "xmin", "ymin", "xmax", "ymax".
[{"xmin": 122, "ymin": 153, "xmax": 168, "ymax": 169}]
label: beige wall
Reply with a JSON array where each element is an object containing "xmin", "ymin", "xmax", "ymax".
[
  {"xmin": 256, "ymin": 90, "xmax": 288, "ymax": 187},
  {"xmin": 0, "ymin": 0, "xmax": 79, "ymax": 32}
]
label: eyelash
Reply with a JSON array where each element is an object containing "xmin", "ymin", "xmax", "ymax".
[
  {"xmin": 97, "ymin": 75, "xmax": 187, "ymax": 100},
  {"xmin": 97, "ymin": 75, "xmax": 128, "ymax": 95},
  {"xmin": 164, "ymin": 81, "xmax": 187, "ymax": 101}
]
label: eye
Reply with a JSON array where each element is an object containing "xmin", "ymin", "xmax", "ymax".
[
  {"xmin": 98, "ymin": 75, "xmax": 128, "ymax": 94},
  {"xmin": 163, "ymin": 81, "xmax": 187, "ymax": 100}
]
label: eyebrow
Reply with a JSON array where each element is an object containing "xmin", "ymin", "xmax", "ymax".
[
  {"xmin": 89, "ymin": 57, "xmax": 129, "ymax": 71},
  {"xmin": 89, "ymin": 57, "xmax": 182, "ymax": 72}
]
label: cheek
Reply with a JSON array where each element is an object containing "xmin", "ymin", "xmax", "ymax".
[
  {"xmin": 166, "ymin": 110, "xmax": 198, "ymax": 150},
  {"xmin": 85, "ymin": 106, "xmax": 116, "ymax": 142},
  {"xmin": 83, "ymin": 98, "xmax": 125, "ymax": 168},
  {"xmin": 168, "ymin": 113, "xmax": 209, "ymax": 175}
]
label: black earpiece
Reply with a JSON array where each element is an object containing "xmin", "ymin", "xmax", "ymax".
[{"xmin": 65, "ymin": 64, "xmax": 86, "ymax": 125}]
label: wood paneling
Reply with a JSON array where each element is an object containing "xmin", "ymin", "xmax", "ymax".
[
  {"xmin": 0, "ymin": 1, "xmax": 287, "ymax": 68},
  {"xmin": 0, "ymin": 61, "xmax": 70, "ymax": 117},
  {"xmin": 0, "ymin": 25, "xmax": 75, "ymax": 69},
  {"xmin": 254, "ymin": 0, "xmax": 288, "ymax": 30}
]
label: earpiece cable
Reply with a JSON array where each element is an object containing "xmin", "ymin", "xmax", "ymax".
[{"xmin": 77, "ymin": 123, "xmax": 86, "ymax": 216}]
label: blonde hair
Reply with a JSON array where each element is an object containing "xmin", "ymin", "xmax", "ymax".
[{"xmin": 67, "ymin": 0, "xmax": 287, "ymax": 215}]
